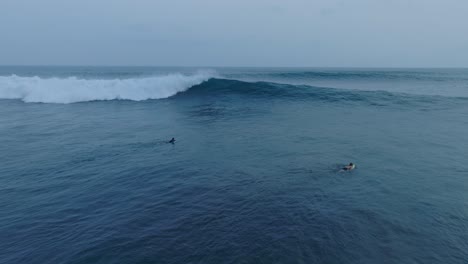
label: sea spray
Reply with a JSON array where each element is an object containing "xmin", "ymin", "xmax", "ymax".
[{"xmin": 0, "ymin": 71, "xmax": 215, "ymax": 103}]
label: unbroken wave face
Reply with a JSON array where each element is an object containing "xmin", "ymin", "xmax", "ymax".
[{"xmin": 0, "ymin": 72, "xmax": 214, "ymax": 104}]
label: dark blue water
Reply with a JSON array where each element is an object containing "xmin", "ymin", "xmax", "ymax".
[{"xmin": 1, "ymin": 67, "xmax": 467, "ymax": 264}]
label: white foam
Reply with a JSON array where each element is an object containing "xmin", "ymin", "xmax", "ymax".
[{"xmin": 0, "ymin": 72, "xmax": 214, "ymax": 104}]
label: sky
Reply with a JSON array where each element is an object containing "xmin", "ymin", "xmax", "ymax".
[{"xmin": 1, "ymin": 0, "xmax": 467, "ymax": 67}]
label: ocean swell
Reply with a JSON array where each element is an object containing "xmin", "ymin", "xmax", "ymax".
[
  {"xmin": 0, "ymin": 71, "xmax": 465, "ymax": 108},
  {"xmin": 0, "ymin": 72, "xmax": 214, "ymax": 103}
]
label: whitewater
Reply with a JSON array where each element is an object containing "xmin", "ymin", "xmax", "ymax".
[{"xmin": 0, "ymin": 72, "xmax": 214, "ymax": 103}]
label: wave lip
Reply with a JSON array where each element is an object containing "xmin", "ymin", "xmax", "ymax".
[{"xmin": 0, "ymin": 71, "xmax": 214, "ymax": 103}]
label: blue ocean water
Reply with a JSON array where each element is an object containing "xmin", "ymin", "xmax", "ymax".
[{"xmin": 1, "ymin": 67, "xmax": 467, "ymax": 264}]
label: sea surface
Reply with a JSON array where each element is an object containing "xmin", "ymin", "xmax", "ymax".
[{"xmin": 1, "ymin": 67, "xmax": 467, "ymax": 264}]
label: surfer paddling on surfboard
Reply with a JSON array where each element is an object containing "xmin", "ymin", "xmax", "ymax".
[{"xmin": 341, "ymin": 163, "xmax": 355, "ymax": 172}]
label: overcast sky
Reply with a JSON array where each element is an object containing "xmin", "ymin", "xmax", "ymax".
[{"xmin": 1, "ymin": 0, "xmax": 467, "ymax": 67}]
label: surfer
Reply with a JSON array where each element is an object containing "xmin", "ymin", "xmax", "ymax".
[
  {"xmin": 168, "ymin": 137, "xmax": 176, "ymax": 144},
  {"xmin": 342, "ymin": 163, "xmax": 355, "ymax": 171}
]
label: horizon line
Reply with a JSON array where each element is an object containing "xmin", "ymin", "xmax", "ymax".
[{"xmin": 1, "ymin": 64, "xmax": 468, "ymax": 69}]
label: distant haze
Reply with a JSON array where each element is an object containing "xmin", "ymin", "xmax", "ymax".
[{"xmin": 1, "ymin": 0, "xmax": 467, "ymax": 67}]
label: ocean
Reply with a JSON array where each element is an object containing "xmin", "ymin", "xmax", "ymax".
[{"xmin": 1, "ymin": 67, "xmax": 467, "ymax": 264}]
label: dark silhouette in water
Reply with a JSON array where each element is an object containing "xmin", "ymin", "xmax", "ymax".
[
  {"xmin": 168, "ymin": 137, "xmax": 176, "ymax": 144},
  {"xmin": 341, "ymin": 163, "xmax": 356, "ymax": 172}
]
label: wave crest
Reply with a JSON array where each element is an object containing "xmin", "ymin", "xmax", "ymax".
[{"xmin": 0, "ymin": 72, "xmax": 214, "ymax": 103}]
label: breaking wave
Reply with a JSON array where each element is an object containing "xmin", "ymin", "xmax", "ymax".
[
  {"xmin": 0, "ymin": 70, "xmax": 466, "ymax": 107},
  {"xmin": 0, "ymin": 72, "xmax": 214, "ymax": 103}
]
